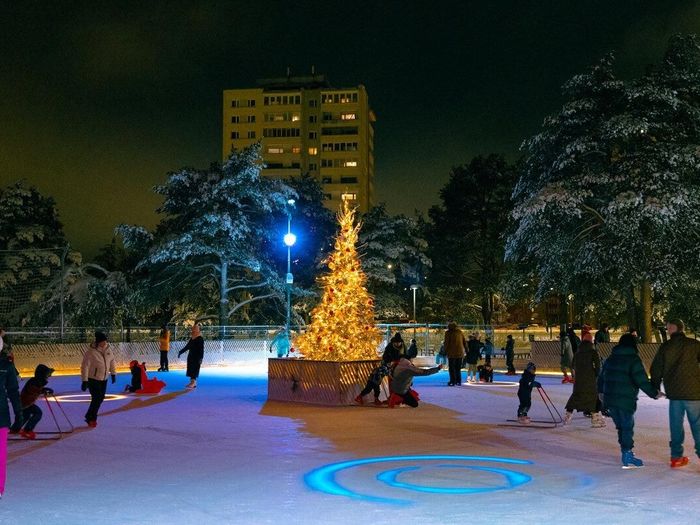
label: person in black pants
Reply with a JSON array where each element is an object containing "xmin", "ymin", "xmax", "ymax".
[
  {"xmin": 444, "ymin": 322, "xmax": 466, "ymax": 386},
  {"xmin": 80, "ymin": 332, "xmax": 116, "ymax": 428},
  {"xmin": 505, "ymin": 334, "xmax": 516, "ymax": 375},
  {"xmin": 179, "ymin": 324, "xmax": 204, "ymax": 389}
]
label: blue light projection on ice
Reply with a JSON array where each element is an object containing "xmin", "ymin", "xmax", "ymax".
[{"xmin": 304, "ymin": 455, "xmax": 533, "ymax": 506}]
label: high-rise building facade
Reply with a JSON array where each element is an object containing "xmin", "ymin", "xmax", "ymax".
[{"xmin": 222, "ymin": 74, "xmax": 375, "ymax": 212}]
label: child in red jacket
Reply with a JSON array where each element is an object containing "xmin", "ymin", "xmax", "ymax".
[{"xmin": 9, "ymin": 364, "xmax": 54, "ymax": 440}]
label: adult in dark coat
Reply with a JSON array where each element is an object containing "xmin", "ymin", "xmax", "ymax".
[
  {"xmin": 382, "ymin": 333, "xmax": 405, "ymax": 363},
  {"xmin": 504, "ymin": 335, "xmax": 516, "ymax": 375},
  {"xmin": 564, "ymin": 334, "xmax": 603, "ymax": 427},
  {"xmin": 465, "ymin": 335, "xmax": 483, "ymax": 383},
  {"xmin": 0, "ymin": 351, "xmax": 22, "ymax": 497},
  {"xmin": 178, "ymin": 324, "xmax": 204, "ymax": 389},
  {"xmin": 444, "ymin": 322, "xmax": 466, "ymax": 386}
]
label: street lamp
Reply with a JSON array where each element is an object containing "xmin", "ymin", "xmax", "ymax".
[
  {"xmin": 410, "ymin": 284, "xmax": 419, "ymax": 323},
  {"xmin": 284, "ymin": 199, "xmax": 296, "ymax": 353}
]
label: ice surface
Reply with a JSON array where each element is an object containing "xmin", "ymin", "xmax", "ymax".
[{"xmin": 1, "ymin": 364, "xmax": 698, "ymax": 524}]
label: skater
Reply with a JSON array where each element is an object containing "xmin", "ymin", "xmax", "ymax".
[
  {"xmin": 178, "ymin": 324, "xmax": 204, "ymax": 389},
  {"xmin": 158, "ymin": 325, "xmax": 170, "ymax": 372},
  {"xmin": 594, "ymin": 323, "xmax": 611, "ymax": 346},
  {"xmin": 382, "ymin": 333, "xmax": 406, "ymax": 362},
  {"xmin": 81, "ymin": 332, "xmax": 116, "ymax": 427},
  {"xmin": 269, "ymin": 330, "xmax": 290, "ymax": 358},
  {"xmin": 598, "ymin": 333, "xmax": 660, "ymax": 468},
  {"xmin": 563, "ymin": 333, "xmax": 604, "ymax": 427},
  {"xmin": 435, "ymin": 343, "xmax": 447, "ymax": 367},
  {"xmin": 125, "ymin": 361, "xmax": 166, "ymax": 394},
  {"xmin": 465, "ymin": 333, "xmax": 483, "ymax": 383},
  {"xmin": 444, "ymin": 322, "xmax": 466, "ymax": 386},
  {"xmin": 567, "ymin": 326, "xmax": 581, "ymax": 354},
  {"xmin": 517, "ymin": 362, "xmax": 541, "ymax": 424},
  {"xmin": 406, "ymin": 338, "xmax": 419, "ymax": 359},
  {"xmin": 650, "ymin": 319, "xmax": 700, "ymax": 469},
  {"xmin": 9, "ymin": 364, "xmax": 54, "ymax": 440},
  {"xmin": 560, "ymin": 330, "xmax": 574, "ymax": 383},
  {"xmin": 0, "ymin": 347, "xmax": 21, "ymax": 498},
  {"xmin": 478, "ymin": 356, "xmax": 494, "ymax": 383},
  {"xmin": 504, "ymin": 334, "xmax": 516, "ymax": 375},
  {"xmin": 483, "ymin": 337, "xmax": 495, "ymax": 359},
  {"xmin": 389, "ymin": 355, "xmax": 440, "ymax": 407},
  {"xmin": 355, "ymin": 360, "xmax": 392, "ymax": 405}
]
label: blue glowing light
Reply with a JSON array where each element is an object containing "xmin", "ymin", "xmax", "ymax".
[
  {"xmin": 284, "ymin": 232, "xmax": 297, "ymax": 247},
  {"xmin": 304, "ymin": 455, "xmax": 533, "ymax": 506}
]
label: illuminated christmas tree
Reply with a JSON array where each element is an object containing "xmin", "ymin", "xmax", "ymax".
[{"xmin": 295, "ymin": 202, "xmax": 381, "ymax": 361}]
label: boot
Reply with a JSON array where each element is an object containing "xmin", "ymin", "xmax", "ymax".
[
  {"xmin": 621, "ymin": 450, "xmax": 644, "ymax": 469},
  {"xmin": 591, "ymin": 412, "xmax": 606, "ymax": 428},
  {"xmin": 670, "ymin": 456, "xmax": 689, "ymax": 468},
  {"xmin": 563, "ymin": 411, "xmax": 573, "ymax": 425},
  {"xmin": 19, "ymin": 429, "xmax": 36, "ymax": 440}
]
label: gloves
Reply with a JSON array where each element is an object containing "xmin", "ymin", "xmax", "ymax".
[
  {"xmin": 81, "ymin": 381, "xmax": 88, "ymax": 392},
  {"xmin": 42, "ymin": 387, "xmax": 54, "ymax": 395},
  {"xmin": 111, "ymin": 374, "xmax": 116, "ymax": 384}
]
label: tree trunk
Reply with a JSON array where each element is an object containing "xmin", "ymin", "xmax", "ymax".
[
  {"xmin": 640, "ymin": 279, "xmax": 653, "ymax": 343},
  {"xmin": 219, "ymin": 260, "xmax": 229, "ymax": 333},
  {"xmin": 559, "ymin": 294, "xmax": 568, "ymax": 335}
]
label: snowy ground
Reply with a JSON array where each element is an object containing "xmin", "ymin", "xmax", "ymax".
[{"xmin": 2, "ymin": 364, "xmax": 699, "ymax": 524}]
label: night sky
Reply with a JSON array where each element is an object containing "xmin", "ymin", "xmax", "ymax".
[{"xmin": 2, "ymin": 1, "xmax": 699, "ymax": 257}]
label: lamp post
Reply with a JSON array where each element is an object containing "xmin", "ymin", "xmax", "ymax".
[
  {"xmin": 410, "ymin": 284, "xmax": 419, "ymax": 323},
  {"xmin": 284, "ymin": 199, "xmax": 297, "ymax": 352}
]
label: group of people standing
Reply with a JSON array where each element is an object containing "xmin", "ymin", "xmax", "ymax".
[{"xmin": 443, "ymin": 323, "xmax": 511, "ymax": 384}]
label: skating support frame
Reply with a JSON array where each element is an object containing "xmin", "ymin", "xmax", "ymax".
[
  {"xmin": 502, "ymin": 386, "xmax": 564, "ymax": 428},
  {"xmin": 9, "ymin": 394, "xmax": 75, "ymax": 441}
]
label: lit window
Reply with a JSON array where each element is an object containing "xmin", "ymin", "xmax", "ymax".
[
  {"xmin": 341, "ymin": 113, "xmax": 356, "ymax": 120},
  {"xmin": 308, "ymin": 147, "xmax": 318, "ymax": 155},
  {"xmin": 268, "ymin": 147, "xmax": 284, "ymax": 154},
  {"xmin": 292, "ymin": 146, "xmax": 301, "ymax": 154},
  {"xmin": 341, "ymin": 192, "xmax": 357, "ymax": 201},
  {"xmin": 344, "ymin": 161, "xmax": 357, "ymax": 167},
  {"xmin": 291, "ymin": 113, "xmax": 300, "ymax": 122}
]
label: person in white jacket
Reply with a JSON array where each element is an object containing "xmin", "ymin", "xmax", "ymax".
[{"xmin": 80, "ymin": 331, "xmax": 116, "ymax": 428}]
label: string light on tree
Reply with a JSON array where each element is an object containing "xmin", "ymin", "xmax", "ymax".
[{"xmin": 295, "ymin": 202, "xmax": 381, "ymax": 361}]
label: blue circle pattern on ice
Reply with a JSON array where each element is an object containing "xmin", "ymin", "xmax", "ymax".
[{"xmin": 304, "ymin": 455, "xmax": 533, "ymax": 505}]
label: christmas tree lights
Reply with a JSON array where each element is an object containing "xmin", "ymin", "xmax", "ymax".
[{"xmin": 294, "ymin": 202, "xmax": 381, "ymax": 361}]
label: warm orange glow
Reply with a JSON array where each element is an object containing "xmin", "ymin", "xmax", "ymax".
[{"xmin": 294, "ymin": 202, "xmax": 381, "ymax": 360}]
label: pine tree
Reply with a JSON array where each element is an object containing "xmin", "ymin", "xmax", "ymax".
[{"xmin": 294, "ymin": 202, "xmax": 381, "ymax": 361}]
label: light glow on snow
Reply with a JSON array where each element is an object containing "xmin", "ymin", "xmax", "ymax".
[{"xmin": 54, "ymin": 394, "xmax": 128, "ymax": 403}]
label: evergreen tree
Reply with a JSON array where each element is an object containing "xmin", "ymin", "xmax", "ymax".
[
  {"xmin": 118, "ymin": 144, "xmax": 296, "ymax": 326},
  {"xmin": 294, "ymin": 203, "xmax": 381, "ymax": 360}
]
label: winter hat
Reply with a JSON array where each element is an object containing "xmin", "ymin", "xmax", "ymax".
[
  {"xmin": 582, "ymin": 332, "xmax": 594, "ymax": 343},
  {"xmin": 95, "ymin": 331, "xmax": 108, "ymax": 344},
  {"xmin": 525, "ymin": 361, "xmax": 536, "ymax": 372},
  {"xmin": 391, "ymin": 333, "xmax": 404, "ymax": 344},
  {"xmin": 35, "ymin": 364, "xmax": 54, "ymax": 380}
]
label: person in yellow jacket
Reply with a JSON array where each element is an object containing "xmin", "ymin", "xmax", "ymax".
[{"xmin": 158, "ymin": 325, "xmax": 170, "ymax": 372}]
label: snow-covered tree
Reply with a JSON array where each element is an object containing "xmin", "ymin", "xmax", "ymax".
[
  {"xmin": 359, "ymin": 204, "xmax": 431, "ymax": 320},
  {"xmin": 507, "ymin": 36, "xmax": 700, "ymax": 340},
  {"xmin": 0, "ymin": 181, "xmax": 70, "ymax": 325},
  {"xmin": 118, "ymin": 144, "xmax": 296, "ymax": 326}
]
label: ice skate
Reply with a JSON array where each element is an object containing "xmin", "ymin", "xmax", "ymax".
[
  {"xmin": 185, "ymin": 379, "xmax": 197, "ymax": 389},
  {"xmin": 19, "ymin": 429, "xmax": 36, "ymax": 440},
  {"xmin": 563, "ymin": 411, "xmax": 573, "ymax": 425},
  {"xmin": 86, "ymin": 420, "xmax": 97, "ymax": 428},
  {"xmin": 517, "ymin": 415, "xmax": 531, "ymax": 425},
  {"xmin": 621, "ymin": 450, "xmax": 644, "ymax": 469},
  {"xmin": 670, "ymin": 456, "xmax": 689, "ymax": 468},
  {"xmin": 591, "ymin": 413, "xmax": 605, "ymax": 428}
]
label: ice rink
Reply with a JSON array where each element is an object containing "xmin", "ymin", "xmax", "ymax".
[{"xmin": 2, "ymin": 364, "xmax": 699, "ymax": 524}]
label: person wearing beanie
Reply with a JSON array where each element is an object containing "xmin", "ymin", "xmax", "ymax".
[
  {"xmin": 516, "ymin": 362, "xmax": 541, "ymax": 424},
  {"xmin": 80, "ymin": 331, "xmax": 116, "ymax": 427},
  {"xmin": 382, "ymin": 332, "xmax": 406, "ymax": 363},
  {"xmin": 178, "ymin": 324, "xmax": 204, "ymax": 389},
  {"xmin": 9, "ymin": 364, "xmax": 54, "ymax": 440},
  {"xmin": 650, "ymin": 319, "xmax": 700, "ymax": 469},
  {"xmin": 599, "ymin": 333, "xmax": 661, "ymax": 468},
  {"xmin": 563, "ymin": 332, "xmax": 604, "ymax": 428}
]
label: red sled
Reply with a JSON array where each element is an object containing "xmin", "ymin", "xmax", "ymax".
[{"xmin": 128, "ymin": 360, "xmax": 166, "ymax": 394}]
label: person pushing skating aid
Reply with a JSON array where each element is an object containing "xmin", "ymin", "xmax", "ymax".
[
  {"xmin": 9, "ymin": 364, "xmax": 54, "ymax": 439},
  {"xmin": 517, "ymin": 362, "xmax": 541, "ymax": 424}
]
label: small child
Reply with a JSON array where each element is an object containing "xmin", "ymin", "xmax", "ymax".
[
  {"xmin": 478, "ymin": 356, "xmax": 494, "ymax": 382},
  {"xmin": 10, "ymin": 364, "xmax": 54, "ymax": 440},
  {"xmin": 125, "ymin": 360, "xmax": 145, "ymax": 393},
  {"xmin": 389, "ymin": 356, "xmax": 441, "ymax": 408},
  {"xmin": 517, "ymin": 362, "xmax": 541, "ymax": 424},
  {"xmin": 355, "ymin": 361, "xmax": 392, "ymax": 405}
]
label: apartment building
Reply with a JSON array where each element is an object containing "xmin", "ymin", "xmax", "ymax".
[{"xmin": 222, "ymin": 74, "xmax": 375, "ymax": 212}]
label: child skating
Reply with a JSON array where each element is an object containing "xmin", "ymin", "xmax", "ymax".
[
  {"xmin": 9, "ymin": 364, "xmax": 54, "ymax": 440},
  {"xmin": 517, "ymin": 362, "xmax": 541, "ymax": 424}
]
